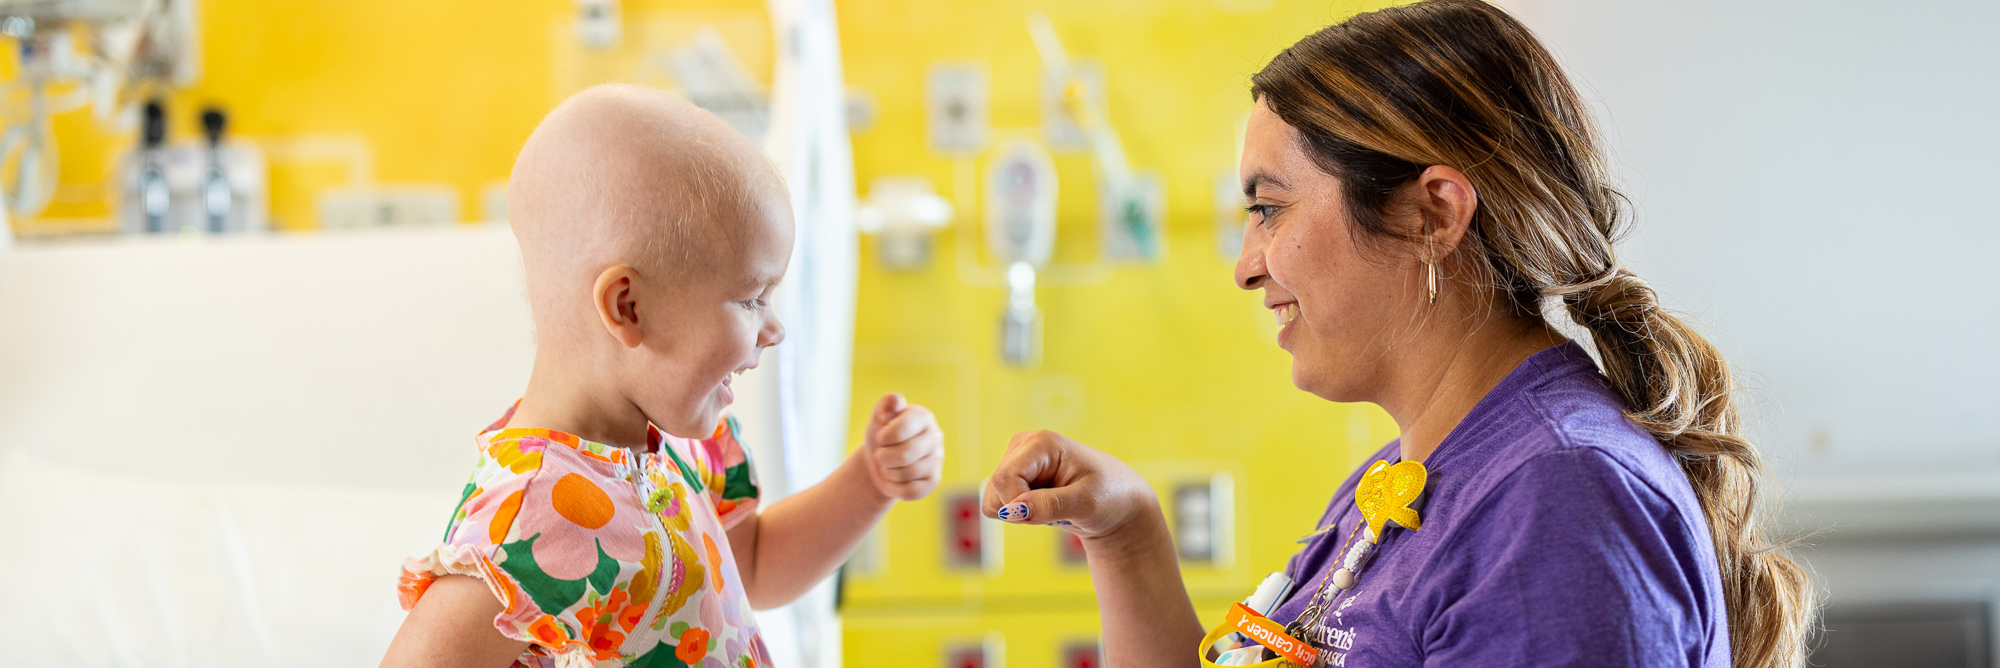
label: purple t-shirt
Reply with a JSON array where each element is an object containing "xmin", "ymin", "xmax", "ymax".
[{"xmin": 1267, "ymin": 342, "xmax": 1728, "ymax": 667}]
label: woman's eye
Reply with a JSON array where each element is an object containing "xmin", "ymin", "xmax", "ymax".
[{"xmin": 1245, "ymin": 204, "xmax": 1276, "ymax": 223}]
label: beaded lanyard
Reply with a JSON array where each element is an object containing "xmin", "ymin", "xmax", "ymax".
[
  {"xmin": 1284, "ymin": 460, "xmax": 1427, "ymax": 647},
  {"xmin": 1195, "ymin": 459, "xmax": 1428, "ymax": 668}
]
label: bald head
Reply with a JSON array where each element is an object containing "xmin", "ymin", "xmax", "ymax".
[{"xmin": 509, "ymin": 84, "xmax": 791, "ymax": 340}]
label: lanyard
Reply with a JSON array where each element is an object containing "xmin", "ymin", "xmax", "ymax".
[{"xmin": 1197, "ymin": 459, "xmax": 1428, "ymax": 667}]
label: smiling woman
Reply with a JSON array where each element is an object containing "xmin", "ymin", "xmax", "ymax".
[{"xmin": 982, "ymin": 1, "xmax": 1812, "ymax": 667}]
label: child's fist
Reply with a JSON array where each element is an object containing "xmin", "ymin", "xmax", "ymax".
[{"xmin": 860, "ymin": 393, "xmax": 943, "ymax": 502}]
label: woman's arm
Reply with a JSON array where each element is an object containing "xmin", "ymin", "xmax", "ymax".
[{"xmin": 984, "ymin": 431, "xmax": 1205, "ymax": 668}]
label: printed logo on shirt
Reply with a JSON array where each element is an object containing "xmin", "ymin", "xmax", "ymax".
[
  {"xmin": 1306, "ymin": 590, "xmax": 1363, "ymax": 667},
  {"xmin": 1332, "ymin": 594, "xmax": 1358, "ymax": 621}
]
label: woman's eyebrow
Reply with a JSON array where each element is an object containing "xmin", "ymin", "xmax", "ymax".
[{"xmin": 1242, "ymin": 171, "xmax": 1290, "ymax": 199}]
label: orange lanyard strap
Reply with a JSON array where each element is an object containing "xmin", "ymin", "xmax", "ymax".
[{"xmin": 1196, "ymin": 603, "xmax": 1319, "ymax": 668}]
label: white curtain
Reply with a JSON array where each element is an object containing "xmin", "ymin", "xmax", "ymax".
[{"xmin": 737, "ymin": 0, "xmax": 858, "ymax": 666}]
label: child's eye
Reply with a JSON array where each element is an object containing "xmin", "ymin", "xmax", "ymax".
[{"xmin": 738, "ymin": 298, "xmax": 768, "ymax": 311}]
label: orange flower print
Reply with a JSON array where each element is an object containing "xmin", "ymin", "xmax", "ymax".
[
  {"xmin": 526, "ymin": 614, "xmax": 570, "ymax": 647},
  {"xmin": 676, "ymin": 626, "xmax": 710, "ymax": 663},
  {"xmin": 573, "ymin": 586, "xmax": 648, "ymax": 660},
  {"xmin": 703, "ymin": 533, "xmax": 725, "ymax": 593},
  {"xmin": 395, "ymin": 569, "xmax": 433, "ymax": 609}
]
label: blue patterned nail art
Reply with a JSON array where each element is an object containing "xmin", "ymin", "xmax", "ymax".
[{"xmin": 998, "ymin": 502, "xmax": 1030, "ymax": 522}]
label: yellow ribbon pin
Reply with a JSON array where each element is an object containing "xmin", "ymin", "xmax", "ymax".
[{"xmin": 1354, "ymin": 459, "xmax": 1427, "ymax": 535}]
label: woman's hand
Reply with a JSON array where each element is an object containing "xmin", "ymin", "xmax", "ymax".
[
  {"xmin": 983, "ymin": 430, "xmax": 1203, "ymax": 667},
  {"xmin": 981, "ymin": 430, "xmax": 1160, "ymax": 544}
]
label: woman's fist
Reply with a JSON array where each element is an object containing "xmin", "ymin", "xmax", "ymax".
[{"xmin": 982, "ymin": 430, "xmax": 1159, "ymax": 541}]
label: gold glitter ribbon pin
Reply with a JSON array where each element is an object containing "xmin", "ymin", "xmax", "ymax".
[{"xmin": 1354, "ymin": 460, "xmax": 1427, "ymax": 535}]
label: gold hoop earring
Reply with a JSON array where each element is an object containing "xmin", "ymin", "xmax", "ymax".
[{"xmin": 1426, "ymin": 260, "xmax": 1438, "ymax": 305}]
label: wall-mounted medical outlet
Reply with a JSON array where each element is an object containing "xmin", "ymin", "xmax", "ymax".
[
  {"xmin": 1215, "ymin": 168, "xmax": 1245, "ymax": 261},
  {"xmin": 927, "ymin": 64, "xmax": 990, "ymax": 154},
  {"xmin": 1172, "ymin": 472, "xmax": 1235, "ymax": 567},
  {"xmin": 945, "ymin": 491, "xmax": 1000, "ymax": 572},
  {"xmin": 575, "ymin": 0, "xmax": 621, "ymax": 49},
  {"xmin": 1061, "ymin": 641, "xmax": 1103, "ymax": 668},
  {"xmin": 1042, "ymin": 60, "xmax": 1104, "ymax": 151},
  {"xmin": 855, "ymin": 177, "xmax": 954, "ymax": 270},
  {"xmin": 1100, "ymin": 171, "xmax": 1164, "ymax": 262},
  {"xmin": 945, "ymin": 632, "xmax": 1006, "ymax": 668}
]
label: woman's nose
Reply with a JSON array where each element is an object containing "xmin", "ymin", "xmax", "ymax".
[{"xmin": 1234, "ymin": 225, "xmax": 1269, "ymax": 291}]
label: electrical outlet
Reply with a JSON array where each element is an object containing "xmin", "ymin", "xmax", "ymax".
[
  {"xmin": 944, "ymin": 634, "xmax": 1005, "ymax": 668},
  {"xmin": 1173, "ymin": 472, "xmax": 1235, "ymax": 566},
  {"xmin": 927, "ymin": 64, "xmax": 989, "ymax": 154}
]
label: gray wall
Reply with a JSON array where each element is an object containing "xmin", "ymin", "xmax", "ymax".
[{"xmin": 1497, "ymin": 0, "xmax": 2000, "ymax": 480}]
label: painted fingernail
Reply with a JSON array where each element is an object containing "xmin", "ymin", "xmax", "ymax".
[{"xmin": 997, "ymin": 502, "xmax": 1030, "ymax": 522}]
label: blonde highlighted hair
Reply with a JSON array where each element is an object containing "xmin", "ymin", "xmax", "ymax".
[{"xmin": 1250, "ymin": 1, "xmax": 1814, "ymax": 666}]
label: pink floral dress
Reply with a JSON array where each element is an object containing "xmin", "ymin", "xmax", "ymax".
[{"xmin": 399, "ymin": 404, "xmax": 773, "ymax": 668}]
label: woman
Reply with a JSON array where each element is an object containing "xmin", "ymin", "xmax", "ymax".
[{"xmin": 980, "ymin": 1, "xmax": 1813, "ymax": 666}]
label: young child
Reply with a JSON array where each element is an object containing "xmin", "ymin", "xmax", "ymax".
[{"xmin": 382, "ymin": 85, "xmax": 944, "ymax": 668}]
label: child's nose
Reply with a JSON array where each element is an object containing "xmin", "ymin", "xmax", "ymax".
[{"xmin": 761, "ymin": 314, "xmax": 786, "ymax": 348}]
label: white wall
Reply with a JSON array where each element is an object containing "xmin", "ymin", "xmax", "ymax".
[
  {"xmin": 0, "ymin": 227, "xmax": 793, "ymax": 666},
  {"xmin": 1497, "ymin": 0, "xmax": 2000, "ymax": 482},
  {"xmin": 1494, "ymin": 1, "xmax": 2000, "ymax": 661},
  {"xmin": 0, "ymin": 226, "xmax": 535, "ymax": 490}
]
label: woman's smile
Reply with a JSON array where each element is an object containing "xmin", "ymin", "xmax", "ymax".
[{"xmin": 1271, "ymin": 300, "xmax": 1302, "ymax": 347}]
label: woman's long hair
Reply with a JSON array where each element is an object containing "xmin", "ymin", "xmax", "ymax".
[{"xmin": 1251, "ymin": 2, "xmax": 1813, "ymax": 666}]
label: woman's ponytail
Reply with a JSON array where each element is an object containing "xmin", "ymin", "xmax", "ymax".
[{"xmin": 1564, "ymin": 269, "xmax": 1815, "ymax": 668}]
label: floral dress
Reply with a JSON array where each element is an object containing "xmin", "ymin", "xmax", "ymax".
[{"xmin": 399, "ymin": 405, "xmax": 773, "ymax": 668}]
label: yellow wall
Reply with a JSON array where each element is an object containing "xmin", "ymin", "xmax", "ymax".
[
  {"xmin": 833, "ymin": 2, "xmax": 1400, "ymax": 663},
  {"xmin": 29, "ymin": 0, "xmax": 1402, "ymax": 663}
]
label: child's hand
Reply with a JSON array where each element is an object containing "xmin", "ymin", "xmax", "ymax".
[{"xmin": 860, "ymin": 393, "xmax": 943, "ymax": 501}]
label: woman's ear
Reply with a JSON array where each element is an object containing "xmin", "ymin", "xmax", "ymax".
[
  {"xmin": 1414, "ymin": 164, "xmax": 1478, "ymax": 256},
  {"xmin": 593, "ymin": 265, "xmax": 645, "ymax": 348}
]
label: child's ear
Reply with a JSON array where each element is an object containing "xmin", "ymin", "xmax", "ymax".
[{"xmin": 592, "ymin": 265, "xmax": 646, "ymax": 348}]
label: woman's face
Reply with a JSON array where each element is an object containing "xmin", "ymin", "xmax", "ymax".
[{"xmin": 1235, "ymin": 102, "xmax": 1425, "ymax": 403}]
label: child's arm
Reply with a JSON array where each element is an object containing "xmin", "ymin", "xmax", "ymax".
[
  {"xmin": 725, "ymin": 393, "xmax": 943, "ymax": 609},
  {"xmin": 379, "ymin": 575, "xmax": 529, "ymax": 668}
]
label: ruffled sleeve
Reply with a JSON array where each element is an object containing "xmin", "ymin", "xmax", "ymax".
[
  {"xmin": 689, "ymin": 415, "xmax": 761, "ymax": 529},
  {"xmin": 397, "ymin": 434, "xmax": 642, "ymax": 664}
]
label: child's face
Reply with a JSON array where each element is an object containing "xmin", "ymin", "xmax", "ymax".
[{"xmin": 631, "ymin": 195, "xmax": 794, "ymax": 439}]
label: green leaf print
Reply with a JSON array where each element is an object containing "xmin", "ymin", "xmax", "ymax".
[
  {"xmin": 442, "ymin": 478, "xmax": 478, "ymax": 542},
  {"xmin": 495, "ymin": 534, "xmax": 623, "ymax": 615},
  {"xmin": 721, "ymin": 461, "xmax": 757, "ymax": 502},
  {"xmin": 627, "ymin": 642, "xmax": 693, "ymax": 668},
  {"xmin": 660, "ymin": 444, "xmax": 706, "ymax": 495}
]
